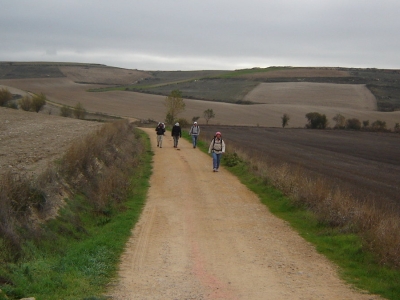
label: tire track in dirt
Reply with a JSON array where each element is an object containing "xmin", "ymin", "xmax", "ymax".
[
  {"xmin": 130, "ymin": 205, "xmax": 158, "ymax": 272},
  {"xmin": 107, "ymin": 128, "xmax": 383, "ymax": 300}
]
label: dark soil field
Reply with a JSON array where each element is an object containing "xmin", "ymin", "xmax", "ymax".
[
  {"xmin": 135, "ymin": 78, "xmax": 259, "ymax": 103},
  {"xmin": 200, "ymin": 126, "xmax": 400, "ymax": 207}
]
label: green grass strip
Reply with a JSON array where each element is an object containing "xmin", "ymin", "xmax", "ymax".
[{"xmin": 181, "ymin": 132, "xmax": 400, "ymax": 300}]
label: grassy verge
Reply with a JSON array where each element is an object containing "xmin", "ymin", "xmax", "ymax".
[
  {"xmin": 0, "ymin": 125, "xmax": 153, "ymax": 299},
  {"xmin": 182, "ymin": 132, "xmax": 400, "ymax": 300}
]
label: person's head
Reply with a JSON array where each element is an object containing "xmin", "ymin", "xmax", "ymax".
[
  {"xmin": 215, "ymin": 131, "xmax": 221, "ymax": 138},
  {"xmin": 194, "ymin": 121, "xmax": 197, "ymax": 125},
  {"xmin": 175, "ymin": 122, "xmax": 179, "ymax": 126}
]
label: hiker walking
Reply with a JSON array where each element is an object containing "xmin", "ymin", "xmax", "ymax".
[
  {"xmin": 208, "ymin": 131, "xmax": 225, "ymax": 172},
  {"xmin": 171, "ymin": 122, "xmax": 182, "ymax": 148},
  {"xmin": 155, "ymin": 122, "xmax": 165, "ymax": 148},
  {"xmin": 189, "ymin": 121, "xmax": 200, "ymax": 148}
]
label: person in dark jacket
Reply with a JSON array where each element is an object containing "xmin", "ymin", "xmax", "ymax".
[
  {"xmin": 171, "ymin": 122, "xmax": 182, "ymax": 148},
  {"xmin": 155, "ymin": 122, "xmax": 165, "ymax": 148}
]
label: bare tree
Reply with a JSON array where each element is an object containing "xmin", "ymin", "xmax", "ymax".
[
  {"xmin": 281, "ymin": 113, "xmax": 290, "ymax": 128},
  {"xmin": 203, "ymin": 109, "xmax": 215, "ymax": 124},
  {"xmin": 164, "ymin": 90, "xmax": 185, "ymax": 124},
  {"xmin": 73, "ymin": 102, "xmax": 86, "ymax": 119},
  {"xmin": 333, "ymin": 113, "xmax": 346, "ymax": 129}
]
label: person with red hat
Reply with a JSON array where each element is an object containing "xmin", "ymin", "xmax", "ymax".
[{"xmin": 208, "ymin": 131, "xmax": 225, "ymax": 172}]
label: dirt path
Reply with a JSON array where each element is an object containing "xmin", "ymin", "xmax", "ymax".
[{"xmin": 107, "ymin": 128, "xmax": 382, "ymax": 300}]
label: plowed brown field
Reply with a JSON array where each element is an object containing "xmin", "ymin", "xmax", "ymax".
[
  {"xmin": 0, "ymin": 107, "xmax": 102, "ymax": 177},
  {"xmin": 244, "ymin": 82, "xmax": 377, "ymax": 110},
  {"xmin": 200, "ymin": 126, "xmax": 400, "ymax": 206},
  {"xmin": 58, "ymin": 66, "xmax": 151, "ymax": 85}
]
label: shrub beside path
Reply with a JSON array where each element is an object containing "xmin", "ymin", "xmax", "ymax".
[{"xmin": 108, "ymin": 127, "xmax": 382, "ymax": 300}]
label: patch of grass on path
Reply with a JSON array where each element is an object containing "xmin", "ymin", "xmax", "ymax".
[{"xmin": 182, "ymin": 133, "xmax": 400, "ymax": 300}]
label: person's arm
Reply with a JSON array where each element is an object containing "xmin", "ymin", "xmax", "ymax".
[{"xmin": 222, "ymin": 140, "xmax": 226, "ymax": 153}]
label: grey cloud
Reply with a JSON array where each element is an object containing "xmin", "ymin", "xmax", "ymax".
[{"xmin": 1, "ymin": 0, "xmax": 400, "ymax": 70}]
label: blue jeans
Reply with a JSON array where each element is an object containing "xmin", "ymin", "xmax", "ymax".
[
  {"xmin": 191, "ymin": 135, "xmax": 198, "ymax": 147},
  {"xmin": 212, "ymin": 152, "xmax": 222, "ymax": 170}
]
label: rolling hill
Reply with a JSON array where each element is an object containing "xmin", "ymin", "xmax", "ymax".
[{"xmin": 1, "ymin": 62, "xmax": 399, "ymax": 128}]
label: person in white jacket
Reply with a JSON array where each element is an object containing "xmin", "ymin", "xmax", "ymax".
[
  {"xmin": 208, "ymin": 131, "xmax": 225, "ymax": 172},
  {"xmin": 189, "ymin": 121, "xmax": 200, "ymax": 148}
]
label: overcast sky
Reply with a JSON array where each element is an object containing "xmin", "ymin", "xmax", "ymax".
[{"xmin": 1, "ymin": 0, "xmax": 400, "ymax": 71}]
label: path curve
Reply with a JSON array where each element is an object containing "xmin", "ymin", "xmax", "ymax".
[{"xmin": 108, "ymin": 128, "xmax": 382, "ymax": 300}]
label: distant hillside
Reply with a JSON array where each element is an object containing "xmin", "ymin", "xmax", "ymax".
[
  {"xmin": 1, "ymin": 62, "xmax": 400, "ymax": 112},
  {"xmin": 98, "ymin": 66, "xmax": 400, "ymax": 112}
]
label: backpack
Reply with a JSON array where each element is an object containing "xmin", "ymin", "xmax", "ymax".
[{"xmin": 211, "ymin": 136, "xmax": 223, "ymax": 152}]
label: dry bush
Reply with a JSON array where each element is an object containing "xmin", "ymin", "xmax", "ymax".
[
  {"xmin": 31, "ymin": 92, "xmax": 47, "ymax": 113},
  {"xmin": 225, "ymin": 142, "xmax": 400, "ymax": 268},
  {"xmin": 367, "ymin": 216, "xmax": 400, "ymax": 266},
  {"xmin": 61, "ymin": 119, "xmax": 143, "ymax": 213},
  {"xmin": 60, "ymin": 105, "xmax": 73, "ymax": 117},
  {"xmin": 0, "ymin": 119, "xmax": 145, "ymax": 262},
  {"xmin": 19, "ymin": 95, "xmax": 32, "ymax": 111},
  {"xmin": 0, "ymin": 88, "xmax": 12, "ymax": 106},
  {"xmin": 394, "ymin": 123, "xmax": 400, "ymax": 133},
  {"xmin": 0, "ymin": 172, "xmax": 43, "ymax": 259},
  {"xmin": 73, "ymin": 102, "xmax": 86, "ymax": 119},
  {"xmin": 346, "ymin": 118, "xmax": 362, "ymax": 130},
  {"xmin": 371, "ymin": 120, "xmax": 387, "ymax": 131},
  {"xmin": 0, "ymin": 172, "xmax": 44, "ymax": 217}
]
